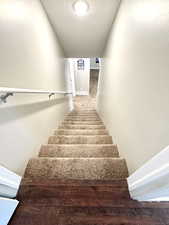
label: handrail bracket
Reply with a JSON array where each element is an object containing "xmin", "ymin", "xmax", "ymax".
[
  {"xmin": 0, "ymin": 93, "xmax": 13, "ymax": 103},
  {"xmin": 49, "ymin": 93, "xmax": 55, "ymax": 99}
]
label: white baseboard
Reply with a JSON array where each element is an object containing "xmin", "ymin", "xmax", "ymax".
[
  {"xmin": 0, "ymin": 166, "xmax": 21, "ymax": 198},
  {"xmin": 127, "ymin": 145, "xmax": 169, "ymax": 201},
  {"xmin": 0, "ymin": 197, "xmax": 19, "ymax": 225}
]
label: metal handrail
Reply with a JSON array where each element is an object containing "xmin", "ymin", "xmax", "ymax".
[{"xmin": 0, "ymin": 87, "xmax": 72, "ymax": 103}]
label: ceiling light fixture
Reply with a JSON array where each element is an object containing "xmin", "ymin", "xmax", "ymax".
[{"xmin": 73, "ymin": 0, "xmax": 89, "ymax": 17}]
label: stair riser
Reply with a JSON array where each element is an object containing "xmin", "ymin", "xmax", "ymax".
[
  {"xmin": 58, "ymin": 125, "xmax": 106, "ymax": 129},
  {"xmin": 18, "ymin": 185, "xmax": 129, "ymax": 200},
  {"xmin": 40, "ymin": 144, "xmax": 119, "ymax": 155},
  {"xmin": 20, "ymin": 178, "xmax": 129, "ymax": 187},
  {"xmin": 67, "ymin": 113, "xmax": 98, "ymax": 115},
  {"xmin": 64, "ymin": 118, "xmax": 101, "ymax": 121},
  {"xmin": 70, "ymin": 111, "xmax": 97, "ymax": 114},
  {"xmin": 54, "ymin": 130, "xmax": 108, "ymax": 135},
  {"xmin": 66, "ymin": 115, "xmax": 100, "ymax": 117},
  {"xmin": 68, "ymin": 113, "xmax": 98, "ymax": 115},
  {"xmin": 68, "ymin": 112, "xmax": 98, "ymax": 115},
  {"xmin": 66, "ymin": 115, "xmax": 99, "ymax": 117},
  {"xmin": 24, "ymin": 158, "xmax": 128, "ymax": 180},
  {"xmin": 48, "ymin": 136, "xmax": 113, "ymax": 144},
  {"xmin": 70, "ymin": 110, "xmax": 97, "ymax": 111},
  {"xmin": 39, "ymin": 145, "xmax": 119, "ymax": 157},
  {"xmin": 62, "ymin": 121, "xmax": 103, "ymax": 125}
]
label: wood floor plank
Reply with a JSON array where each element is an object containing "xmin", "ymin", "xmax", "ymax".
[{"xmin": 9, "ymin": 204, "xmax": 169, "ymax": 225}]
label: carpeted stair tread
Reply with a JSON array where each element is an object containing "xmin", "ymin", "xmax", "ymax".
[
  {"xmin": 59, "ymin": 124, "xmax": 106, "ymax": 129},
  {"xmin": 68, "ymin": 113, "xmax": 99, "ymax": 116},
  {"xmin": 66, "ymin": 111, "xmax": 99, "ymax": 116},
  {"xmin": 64, "ymin": 117, "xmax": 101, "ymax": 121},
  {"xmin": 67, "ymin": 115, "xmax": 99, "ymax": 117},
  {"xmin": 69, "ymin": 110, "xmax": 97, "ymax": 112},
  {"xmin": 39, "ymin": 144, "xmax": 119, "ymax": 157},
  {"xmin": 48, "ymin": 135, "xmax": 113, "ymax": 144},
  {"xmin": 24, "ymin": 157, "xmax": 128, "ymax": 180},
  {"xmin": 54, "ymin": 129, "xmax": 108, "ymax": 135},
  {"xmin": 68, "ymin": 110, "xmax": 98, "ymax": 115},
  {"xmin": 62, "ymin": 121, "xmax": 103, "ymax": 125}
]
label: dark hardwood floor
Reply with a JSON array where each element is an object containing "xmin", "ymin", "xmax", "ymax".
[{"xmin": 9, "ymin": 178, "xmax": 169, "ymax": 225}]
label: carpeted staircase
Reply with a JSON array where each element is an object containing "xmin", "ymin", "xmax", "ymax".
[
  {"xmin": 23, "ymin": 109, "xmax": 128, "ymax": 181},
  {"xmin": 9, "ymin": 98, "xmax": 169, "ymax": 224}
]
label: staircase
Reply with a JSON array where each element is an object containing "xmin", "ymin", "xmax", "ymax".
[
  {"xmin": 23, "ymin": 109, "xmax": 128, "ymax": 180},
  {"xmin": 9, "ymin": 97, "xmax": 169, "ymax": 224}
]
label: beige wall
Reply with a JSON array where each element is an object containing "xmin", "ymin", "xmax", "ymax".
[
  {"xmin": 0, "ymin": 0, "xmax": 69, "ymax": 175},
  {"xmin": 97, "ymin": 0, "xmax": 169, "ymax": 174}
]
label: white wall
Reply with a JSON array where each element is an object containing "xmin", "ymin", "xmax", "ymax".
[
  {"xmin": 73, "ymin": 58, "xmax": 90, "ymax": 95},
  {"xmin": 0, "ymin": 0, "xmax": 69, "ymax": 175},
  {"xmin": 97, "ymin": 0, "xmax": 169, "ymax": 174}
]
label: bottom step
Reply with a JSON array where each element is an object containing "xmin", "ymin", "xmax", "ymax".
[{"xmin": 24, "ymin": 158, "xmax": 128, "ymax": 180}]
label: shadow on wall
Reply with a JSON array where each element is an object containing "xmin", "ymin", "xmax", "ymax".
[{"xmin": 0, "ymin": 97, "xmax": 67, "ymax": 125}]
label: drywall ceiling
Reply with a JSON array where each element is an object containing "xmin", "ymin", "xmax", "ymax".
[{"xmin": 40, "ymin": 0, "xmax": 121, "ymax": 57}]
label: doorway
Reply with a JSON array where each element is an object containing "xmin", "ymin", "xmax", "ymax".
[{"xmin": 89, "ymin": 58, "xmax": 100, "ymax": 98}]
